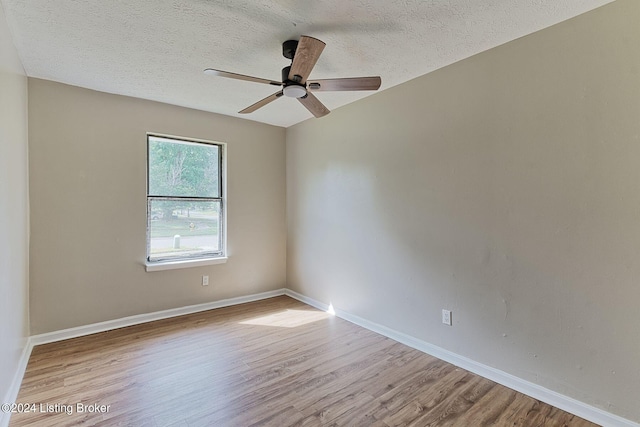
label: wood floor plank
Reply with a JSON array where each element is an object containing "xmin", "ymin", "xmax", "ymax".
[{"xmin": 9, "ymin": 296, "xmax": 598, "ymax": 427}]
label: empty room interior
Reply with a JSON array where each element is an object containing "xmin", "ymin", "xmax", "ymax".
[{"xmin": 1, "ymin": 0, "xmax": 639, "ymax": 426}]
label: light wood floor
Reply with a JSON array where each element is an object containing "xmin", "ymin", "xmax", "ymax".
[{"xmin": 11, "ymin": 296, "xmax": 596, "ymax": 426}]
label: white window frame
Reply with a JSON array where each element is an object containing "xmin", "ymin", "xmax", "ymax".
[{"xmin": 145, "ymin": 133, "xmax": 227, "ymax": 272}]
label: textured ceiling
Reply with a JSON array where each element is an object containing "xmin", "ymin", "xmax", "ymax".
[{"xmin": 1, "ymin": 0, "xmax": 613, "ymax": 128}]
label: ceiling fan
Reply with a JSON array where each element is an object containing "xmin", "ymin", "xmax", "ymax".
[{"xmin": 204, "ymin": 36, "xmax": 382, "ymax": 118}]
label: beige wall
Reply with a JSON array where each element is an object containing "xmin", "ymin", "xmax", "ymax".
[
  {"xmin": 0, "ymin": 3, "xmax": 29, "ymax": 405},
  {"xmin": 287, "ymin": 0, "xmax": 640, "ymax": 422},
  {"xmin": 28, "ymin": 79, "xmax": 286, "ymax": 334}
]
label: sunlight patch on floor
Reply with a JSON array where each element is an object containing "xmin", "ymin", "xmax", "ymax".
[
  {"xmin": 327, "ymin": 303, "xmax": 336, "ymax": 315},
  {"xmin": 240, "ymin": 309, "xmax": 331, "ymax": 328}
]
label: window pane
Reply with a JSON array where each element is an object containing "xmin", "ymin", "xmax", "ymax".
[
  {"xmin": 148, "ymin": 136, "xmax": 220, "ymax": 198},
  {"xmin": 148, "ymin": 199, "xmax": 222, "ymax": 261}
]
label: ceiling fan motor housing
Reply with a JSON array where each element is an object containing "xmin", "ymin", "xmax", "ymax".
[{"xmin": 281, "ymin": 66, "xmax": 292, "ymax": 84}]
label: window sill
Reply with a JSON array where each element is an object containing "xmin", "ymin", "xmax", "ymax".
[{"xmin": 145, "ymin": 257, "xmax": 228, "ymax": 272}]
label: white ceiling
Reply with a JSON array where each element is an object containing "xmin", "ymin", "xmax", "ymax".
[{"xmin": 1, "ymin": 0, "xmax": 613, "ymax": 128}]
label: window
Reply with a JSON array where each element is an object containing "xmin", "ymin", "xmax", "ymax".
[{"xmin": 146, "ymin": 134, "xmax": 225, "ymax": 264}]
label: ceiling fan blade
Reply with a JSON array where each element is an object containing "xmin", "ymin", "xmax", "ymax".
[
  {"xmin": 307, "ymin": 76, "xmax": 381, "ymax": 92},
  {"xmin": 298, "ymin": 92, "xmax": 330, "ymax": 118},
  {"xmin": 204, "ymin": 68, "xmax": 282, "ymax": 86},
  {"xmin": 239, "ymin": 91, "xmax": 284, "ymax": 114},
  {"xmin": 288, "ymin": 36, "xmax": 326, "ymax": 84}
]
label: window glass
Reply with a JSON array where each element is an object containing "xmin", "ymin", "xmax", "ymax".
[{"xmin": 147, "ymin": 135, "xmax": 224, "ymax": 262}]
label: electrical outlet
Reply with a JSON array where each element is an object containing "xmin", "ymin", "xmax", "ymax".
[
  {"xmin": 202, "ymin": 275, "xmax": 209, "ymax": 286},
  {"xmin": 442, "ymin": 309, "xmax": 452, "ymax": 326}
]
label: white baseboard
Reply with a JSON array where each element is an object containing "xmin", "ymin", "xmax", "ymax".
[
  {"xmin": 8, "ymin": 288, "xmax": 637, "ymax": 427},
  {"xmin": 284, "ymin": 289, "xmax": 639, "ymax": 427},
  {"xmin": 1, "ymin": 338, "xmax": 34, "ymax": 427},
  {"xmin": 30, "ymin": 289, "xmax": 286, "ymax": 345}
]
